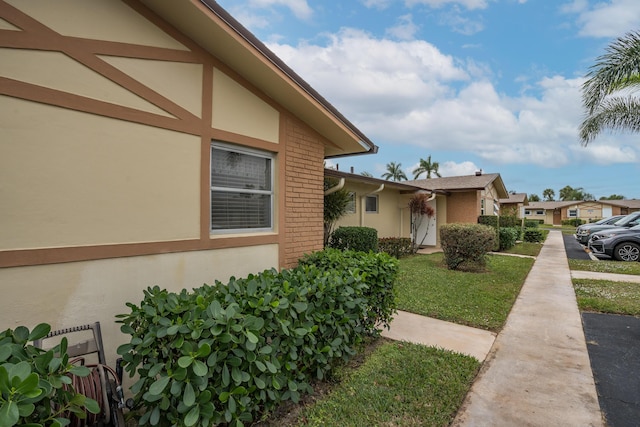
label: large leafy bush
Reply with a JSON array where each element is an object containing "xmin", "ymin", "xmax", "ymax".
[
  {"xmin": 299, "ymin": 248, "xmax": 399, "ymax": 334},
  {"xmin": 440, "ymin": 223, "xmax": 497, "ymax": 270},
  {"xmin": 0, "ymin": 324, "xmax": 100, "ymax": 427},
  {"xmin": 117, "ymin": 251, "xmax": 397, "ymax": 427},
  {"xmin": 498, "ymin": 227, "xmax": 519, "ymax": 251}
]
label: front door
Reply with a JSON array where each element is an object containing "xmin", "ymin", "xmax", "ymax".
[{"xmin": 553, "ymin": 209, "xmax": 562, "ymax": 225}]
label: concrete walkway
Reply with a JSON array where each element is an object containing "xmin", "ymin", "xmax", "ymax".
[{"xmin": 385, "ymin": 230, "xmax": 604, "ymax": 426}]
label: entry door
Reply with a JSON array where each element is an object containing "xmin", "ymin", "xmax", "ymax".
[
  {"xmin": 553, "ymin": 209, "xmax": 562, "ymax": 225},
  {"xmin": 414, "ymin": 200, "xmax": 437, "ymax": 246}
]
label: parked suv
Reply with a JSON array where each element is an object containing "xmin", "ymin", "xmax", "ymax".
[
  {"xmin": 588, "ymin": 224, "xmax": 640, "ymax": 262},
  {"xmin": 575, "ymin": 215, "xmax": 625, "ymax": 241},
  {"xmin": 575, "ymin": 212, "xmax": 640, "ymax": 245}
]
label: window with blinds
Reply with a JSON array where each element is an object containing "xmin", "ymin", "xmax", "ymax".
[
  {"xmin": 211, "ymin": 142, "xmax": 273, "ymax": 232},
  {"xmin": 365, "ymin": 195, "xmax": 378, "ymax": 213}
]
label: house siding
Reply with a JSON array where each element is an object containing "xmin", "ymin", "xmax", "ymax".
[
  {"xmin": 0, "ymin": 0, "xmax": 333, "ymax": 361},
  {"xmin": 447, "ymin": 191, "xmax": 481, "ymax": 224},
  {"xmin": 282, "ymin": 116, "xmax": 325, "ymax": 268}
]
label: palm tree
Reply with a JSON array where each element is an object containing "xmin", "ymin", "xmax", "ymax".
[
  {"xmin": 580, "ymin": 30, "xmax": 640, "ymax": 145},
  {"xmin": 542, "ymin": 188, "xmax": 555, "ymax": 201},
  {"xmin": 412, "ymin": 155, "xmax": 441, "ymax": 180},
  {"xmin": 381, "ymin": 162, "xmax": 408, "ymax": 181}
]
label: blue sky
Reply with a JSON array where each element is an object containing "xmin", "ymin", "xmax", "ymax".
[{"xmin": 215, "ymin": 0, "xmax": 640, "ymax": 200}]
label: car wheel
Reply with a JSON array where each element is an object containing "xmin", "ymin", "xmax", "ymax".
[{"xmin": 613, "ymin": 242, "xmax": 640, "ymax": 262}]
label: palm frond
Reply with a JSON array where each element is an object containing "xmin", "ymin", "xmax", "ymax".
[{"xmin": 579, "ymin": 96, "xmax": 640, "ymax": 145}]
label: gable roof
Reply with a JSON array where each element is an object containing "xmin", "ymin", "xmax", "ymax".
[
  {"xmin": 410, "ymin": 173, "xmax": 509, "ymax": 198},
  {"xmin": 499, "ymin": 193, "xmax": 528, "ymax": 204},
  {"xmin": 140, "ymin": 0, "xmax": 377, "ymax": 158},
  {"xmin": 527, "ymin": 199, "xmax": 640, "ymax": 210}
]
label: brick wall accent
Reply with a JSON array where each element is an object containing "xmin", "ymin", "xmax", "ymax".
[
  {"xmin": 282, "ymin": 116, "xmax": 325, "ymax": 268},
  {"xmin": 446, "ymin": 191, "xmax": 481, "ymax": 224}
]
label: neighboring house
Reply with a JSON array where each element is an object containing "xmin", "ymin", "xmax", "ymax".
[
  {"xmin": 525, "ymin": 200, "xmax": 640, "ymax": 225},
  {"xmin": 0, "ymin": 0, "xmax": 376, "ymax": 362},
  {"xmin": 498, "ymin": 193, "xmax": 529, "ymax": 218},
  {"xmin": 411, "ymin": 172, "xmax": 509, "ymax": 223},
  {"xmin": 325, "ymin": 169, "xmax": 444, "ymax": 246}
]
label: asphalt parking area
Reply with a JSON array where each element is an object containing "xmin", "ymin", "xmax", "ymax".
[
  {"xmin": 582, "ymin": 313, "xmax": 640, "ymax": 427},
  {"xmin": 562, "ymin": 233, "xmax": 591, "ymax": 260}
]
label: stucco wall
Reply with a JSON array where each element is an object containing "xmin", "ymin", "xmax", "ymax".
[
  {"xmin": 0, "ymin": 0, "xmax": 330, "ymax": 339},
  {"xmin": 0, "ymin": 245, "xmax": 278, "ymax": 368}
]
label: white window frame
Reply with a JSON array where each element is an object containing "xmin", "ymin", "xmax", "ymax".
[
  {"xmin": 524, "ymin": 209, "xmax": 532, "ymax": 216},
  {"xmin": 536, "ymin": 210, "xmax": 544, "ymax": 215},
  {"xmin": 568, "ymin": 209, "xmax": 578, "ymax": 218},
  {"xmin": 365, "ymin": 195, "xmax": 378, "ymax": 213},
  {"xmin": 210, "ymin": 142, "xmax": 274, "ymax": 234}
]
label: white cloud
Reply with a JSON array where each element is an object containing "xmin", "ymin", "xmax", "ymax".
[
  {"xmin": 405, "ymin": 0, "xmax": 490, "ymax": 10},
  {"xmin": 268, "ymin": 24, "xmax": 636, "ymax": 172},
  {"xmin": 249, "ymin": 0, "xmax": 313, "ymax": 20},
  {"xmin": 439, "ymin": 161, "xmax": 479, "ymax": 176},
  {"xmin": 563, "ymin": 0, "xmax": 640, "ymax": 38},
  {"xmin": 386, "ymin": 14, "xmax": 420, "ymax": 40}
]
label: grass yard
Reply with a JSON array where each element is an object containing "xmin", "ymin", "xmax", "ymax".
[
  {"xmin": 395, "ymin": 253, "xmax": 535, "ymax": 331},
  {"xmin": 500, "ymin": 241, "xmax": 543, "ymax": 257},
  {"xmin": 259, "ymin": 251, "xmax": 535, "ymax": 426},
  {"xmin": 298, "ymin": 340, "xmax": 480, "ymax": 427},
  {"xmin": 569, "ymin": 259, "xmax": 640, "ymax": 276},
  {"xmin": 573, "ymin": 279, "xmax": 640, "ymax": 316}
]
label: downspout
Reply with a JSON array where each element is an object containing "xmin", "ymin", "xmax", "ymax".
[
  {"xmin": 324, "ymin": 178, "xmax": 345, "ymax": 195},
  {"xmin": 361, "ymin": 184, "xmax": 384, "ymax": 226}
]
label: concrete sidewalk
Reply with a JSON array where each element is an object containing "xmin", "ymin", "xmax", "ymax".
[
  {"xmin": 452, "ymin": 230, "xmax": 603, "ymax": 426},
  {"xmin": 385, "ymin": 230, "xmax": 605, "ymax": 426}
]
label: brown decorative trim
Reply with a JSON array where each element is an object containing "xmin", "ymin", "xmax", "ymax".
[{"xmin": 0, "ymin": 234, "xmax": 279, "ymax": 268}]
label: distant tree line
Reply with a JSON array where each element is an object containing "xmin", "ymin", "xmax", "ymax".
[{"xmin": 528, "ymin": 186, "xmax": 625, "ymax": 202}]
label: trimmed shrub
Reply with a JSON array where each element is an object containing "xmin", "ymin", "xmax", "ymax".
[
  {"xmin": 117, "ymin": 251, "xmax": 398, "ymax": 426},
  {"xmin": 523, "ymin": 228, "xmax": 547, "ymax": 243},
  {"xmin": 524, "ymin": 220, "xmax": 539, "ymax": 228},
  {"xmin": 562, "ymin": 218, "xmax": 583, "ymax": 227},
  {"xmin": 328, "ymin": 226, "xmax": 378, "ymax": 252},
  {"xmin": 478, "ymin": 215, "xmax": 520, "ymax": 228},
  {"xmin": 378, "ymin": 237, "xmax": 413, "ymax": 258},
  {"xmin": 440, "ymin": 223, "xmax": 497, "ymax": 271},
  {"xmin": 299, "ymin": 248, "xmax": 398, "ymax": 334},
  {"xmin": 498, "ymin": 227, "xmax": 519, "ymax": 251}
]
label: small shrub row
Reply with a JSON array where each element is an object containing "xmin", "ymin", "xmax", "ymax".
[
  {"xmin": 328, "ymin": 227, "xmax": 378, "ymax": 252},
  {"xmin": 478, "ymin": 215, "xmax": 520, "ymax": 228},
  {"xmin": 523, "ymin": 228, "xmax": 547, "ymax": 243},
  {"xmin": 117, "ymin": 250, "xmax": 398, "ymax": 427},
  {"xmin": 440, "ymin": 223, "xmax": 497, "ymax": 270},
  {"xmin": 562, "ymin": 218, "xmax": 583, "ymax": 227},
  {"xmin": 378, "ymin": 237, "xmax": 413, "ymax": 258}
]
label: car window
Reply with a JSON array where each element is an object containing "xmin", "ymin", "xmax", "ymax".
[{"xmin": 615, "ymin": 213, "xmax": 640, "ymax": 226}]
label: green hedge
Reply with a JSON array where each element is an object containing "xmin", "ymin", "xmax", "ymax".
[
  {"xmin": 299, "ymin": 248, "xmax": 398, "ymax": 334},
  {"xmin": 562, "ymin": 218, "xmax": 583, "ymax": 227},
  {"xmin": 117, "ymin": 250, "xmax": 398, "ymax": 427},
  {"xmin": 328, "ymin": 226, "xmax": 378, "ymax": 252},
  {"xmin": 478, "ymin": 215, "xmax": 521, "ymax": 228},
  {"xmin": 440, "ymin": 223, "xmax": 497, "ymax": 270},
  {"xmin": 378, "ymin": 237, "xmax": 413, "ymax": 258},
  {"xmin": 498, "ymin": 227, "xmax": 519, "ymax": 251},
  {"xmin": 523, "ymin": 228, "xmax": 547, "ymax": 243}
]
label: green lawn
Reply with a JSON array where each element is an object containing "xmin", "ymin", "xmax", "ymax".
[
  {"xmin": 500, "ymin": 241, "xmax": 543, "ymax": 257},
  {"xmin": 573, "ymin": 279, "xmax": 640, "ymax": 316},
  {"xmin": 265, "ymin": 252, "xmax": 534, "ymax": 426},
  {"xmin": 298, "ymin": 341, "xmax": 480, "ymax": 427},
  {"xmin": 569, "ymin": 259, "xmax": 640, "ymax": 275},
  {"xmin": 395, "ymin": 253, "xmax": 534, "ymax": 331}
]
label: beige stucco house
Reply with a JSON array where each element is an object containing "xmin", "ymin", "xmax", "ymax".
[
  {"xmin": 0, "ymin": 0, "xmax": 377, "ymax": 363},
  {"xmin": 498, "ymin": 193, "xmax": 529, "ymax": 218},
  {"xmin": 411, "ymin": 172, "xmax": 509, "ymax": 223},
  {"xmin": 325, "ymin": 168, "xmax": 445, "ymax": 247},
  {"xmin": 525, "ymin": 200, "xmax": 640, "ymax": 225}
]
